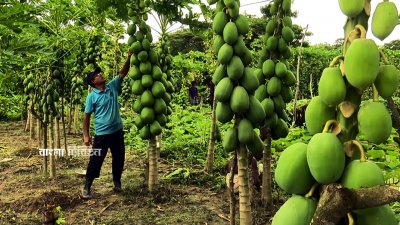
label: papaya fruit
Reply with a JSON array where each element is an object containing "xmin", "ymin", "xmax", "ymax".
[
  {"xmin": 238, "ymin": 118, "xmax": 254, "ymax": 144},
  {"xmin": 275, "ymin": 142, "xmax": 315, "ymax": 194},
  {"xmin": 223, "ymin": 22, "xmax": 239, "ymax": 45},
  {"xmin": 215, "ymin": 77, "xmax": 234, "ymax": 102},
  {"xmin": 141, "ymin": 90, "xmax": 155, "ymax": 107},
  {"xmin": 344, "ymin": 38, "xmax": 380, "ymax": 90},
  {"xmin": 227, "ymin": 56, "xmax": 244, "ymax": 81},
  {"xmin": 265, "ymin": 112, "xmax": 278, "ymax": 128},
  {"xmin": 212, "ymin": 12, "xmax": 228, "ymax": 35},
  {"xmin": 267, "ymin": 77, "xmax": 282, "ymax": 97},
  {"xmin": 305, "ymin": 96, "xmax": 336, "ymax": 135},
  {"xmin": 318, "ymin": 67, "xmax": 346, "ymax": 107},
  {"xmin": 218, "ymin": 43, "xmax": 234, "ymax": 65},
  {"xmin": 150, "ymin": 121, "xmax": 162, "ymax": 136},
  {"xmin": 355, "ymin": 205, "xmax": 398, "ymax": 225},
  {"xmin": 275, "ymin": 61, "xmax": 288, "ymax": 78},
  {"xmin": 141, "ymin": 74, "xmax": 153, "ymax": 88},
  {"xmin": 273, "ymin": 119, "xmax": 289, "ymax": 139},
  {"xmin": 235, "ymin": 15, "xmax": 249, "ymax": 35},
  {"xmin": 230, "ymin": 86, "xmax": 250, "ymax": 114},
  {"xmin": 266, "ymin": 36, "xmax": 278, "ymax": 51},
  {"xmin": 280, "ymin": 85, "xmax": 293, "ymax": 103},
  {"xmin": 371, "ymin": 1, "xmax": 398, "ymax": 41},
  {"xmin": 140, "ymin": 107, "xmax": 155, "ymax": 124},
  {"xmin": 262, "ymin": 59, "xmax": 275, "ymax": 78},
  {"xmin": 132, "ymin": 80, "xmax": 144, "ymax": 95},
  {"xmin": 271, "ymin": 195, "xmax": 317, "ymax": 225},
  {"xmin": 247, "ymin": 132, "xmax": 264, "ymax": 155},
  {"xmin": 246, "ymin": 95, "xmax": 266, "ymax": 126},
  {"xmin": 338, "ymin": 0, "xmax": 365, "ymax": 17},
  {"xmin": 213, "ymin": 35, "xmax": 225, "ymax": 55},
  {"xmin": 255, "ymin": 85, "xmax": 269, "ymax": 102},
  {"xmin": 374, "ymin": 64, "xmax": 400, "ymax": 99},
  {"xmin": 273, "ymin": 95, "xmax": 285, "ymax": 113},
  {"xmin": 223, "ymin": 127, "xmax": 238, "ymax": 152},
  {"xmin": 212, "ymin": 64, "xmax": 226, "ymax": 85},
  {"xmin": 154, "ymin": 98, "xmax": 167, "ymax": 115},
  {"xmin": 216, "ymin": 101, "xmax": 234, "ymax": 123},
  {"xmin": 261, "ymin": 98, "xmax": 275, "ymax": 117},
  {"xmin": 265, "ymin": 18, "xmax": 277, "ymax": 35},
  {"xmin": 139, "ymin": 125, "xmax": 150, "ymax": 140},
  {"xmin": 307, "ymin": 133, "xmax": 345, "ymax": 184},
  {"xmin": 233, "ymin": 37, "xmax": 246, "ymax": 56},
  {"xmin": 241, "ymin": 67, "xmax": 259, "ymax": 93},
  {"xmin": 283, "ymin": 70, "xmax": 296, "ymax": 85},
  {"xmin": 282, "ymin": 27, "xmax": 294, "ymax": 43},
  {"xmin": 254, "ymin": 68, "xmax": 265, "ymax": 84},
  {"xmin": 358, "ymin": 101, "xmax": 392, "ymax": 144}
]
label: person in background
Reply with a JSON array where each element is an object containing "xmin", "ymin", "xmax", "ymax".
[
  {"xmin": 207, "ymin": 80, "xmax": 215, "ymax": 106},
  {"xmin": 188, "ymin": 81, "xmax": 200, "ymax": 105},
  {"xmin": 81, "ymin": 50, "xmax": 132, "ymax": 199}
]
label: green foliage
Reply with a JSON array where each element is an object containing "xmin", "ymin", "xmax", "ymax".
[
  {"xmin": 0, "ymin": 95, "xmax": 25, "ymax": 120},
  {"xmin": 168, "ymin": 29, "xmax": 206, "ymax": 55}
]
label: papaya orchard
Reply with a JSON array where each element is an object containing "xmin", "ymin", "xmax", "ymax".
[{"xmin": 0, "ymin": 0, "xmax": 400, "ymax": 224}]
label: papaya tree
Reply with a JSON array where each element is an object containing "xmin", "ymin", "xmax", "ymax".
[{"xmin": 271, "ymin": 0, "xmax": 400, "ymax": 224}]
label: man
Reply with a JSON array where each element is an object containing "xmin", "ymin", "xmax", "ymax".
[
  {"xmin": 188, "ymin": 81, "xmax": 200, "ymax": 105},
  {"xmin": 81, "ymin": 50, "xmax": 132, "ymax": 199}
]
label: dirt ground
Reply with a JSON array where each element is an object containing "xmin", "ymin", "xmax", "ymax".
[{"xmin": 0, "ymin": 121, "xmax": 280, "ymax": 225}]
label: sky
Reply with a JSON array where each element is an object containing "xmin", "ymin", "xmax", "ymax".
[{"xmin": 143, "ymin": 0, "xmax": 400, "ymax": 46}]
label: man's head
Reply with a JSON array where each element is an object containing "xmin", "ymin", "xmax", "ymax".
[{"xmin": 86, "ymin": 67, "xmax": 105, "ymax": 87}]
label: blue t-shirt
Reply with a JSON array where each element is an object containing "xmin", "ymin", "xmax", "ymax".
[{"xmin": 84, "ymin": 76, "xmax": 123, "ymax": 135}]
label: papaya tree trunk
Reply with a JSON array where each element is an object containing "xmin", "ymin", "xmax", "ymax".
[
  {"xmin": 55, "ymin": 117, "xmax": 60, "ymax": 149},
  {"xmin": 205, "ymin": 95, "xmax": 217, "ymax": 172},
  {"xmin": 25, "ymin": 111, "xmax": 30, "ymax": 132},
  {"xmin": 73, "ymin": 106, "xmax": 78, "ymax": 134},
  {"xmin": 229, "ymin": 151, "xmax": 237, "ymax": 225},
  {"xmin": 37, "ymin": 119, "xmax": 42, "ymax": 148},
  {"xmin": 261, "ymin": 126, "xmax": 272, "ymax": 206},
  {"xmin": 43, "ymin": 122, "xmax": 48, "ymax": 177},
  {"xmin": 49, "ymin": 117, "xmax": 56, "ymax": 178},
  {"xmin": 237, "ymin": 144, "xmax": 252, "ymax": 225},
  {"xmin": 148, "ymin": 136, "xmax": 158, "ymax": 192},
  {"xmin": 156, "ymin": 134, "xmax": 161, "ymax": 160},
  {"xmin": 29, "ymin": 111, "xmax": 35, "ymax": 139},
  {"xmin": 67, "ymin": 104, "xmax": 73, "ymax": 134},
  {"xmin": 61, "ymin": 96, "xmax": 67, "ymax": 155}
]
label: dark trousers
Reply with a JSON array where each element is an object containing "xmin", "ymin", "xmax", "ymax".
[{"xmin": 86, "ymin": 129, "xmax": 125, "ymax": 184}]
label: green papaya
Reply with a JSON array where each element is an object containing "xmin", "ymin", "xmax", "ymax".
[
  {"xmin": 212, "ymin": 12, "xmax": 228, "ymax": 35},
  {"xmin": 246, "ymin": 95, "xmax": 266, "ymax": 126},
  {"xmin": 223, "ymin": 22, "xmax": 239, "ymax": 45},
  {"xmin": 267, "ymin": 77, "xmax": 282, "ymax": 97},
  {"xmin": 265, "ymin": 113, "xmax": 278, "ymax": 127},
  {"xmin": 358, "ymin": 101, "xmax": 392, "ymax": 144},
  {"xmin": 372, "ymin": 1, "xmax": 398, "ymax": 41},
  {"xmin": 341, "ymin": 159, "xmax": 384, "ymax": 191},
  {"xmin": 212, "ymin": 64, "xmax": 226, "ymax": 85},
  {"xmin": 140, "ymin": 107, "xmax": 155, "ymax": 124},
  {"xmin": 305, "ymin": 96, "xmax": 336, "ymax": 135},
  {"xmin": 282, "ymin": 27, "xmax": 294, "ymax": 43},
  {"xmin": 227, "ymin": 56, "xmax": 244, "ymax": 81},
  {"xmin": 247, "ymin": 133, "xmax": 264, "ymax": 155},
  {"xmin": 271, "ymin": 195, "xmax": 317, "ymax": 225},
  {"xmin": 134, "ymin": 116, "xmax": 144, "ymax": 130},
  {"xmin": 338, "ymin": 0, "xmax": 365, "ymax": 17},
  {"xmin": 235, "ymin": 15, "xmax": 249, "ymax": 35},
  {"xmin": 255, "ymin": 85, "xmax": 269, "ymax": 102},
  {"xmin": 275, "ymin": 62, "xmax": 288, "ymax": 78},
  {"xmin": 216, "ymin": 101, "xmax": 234, "ymax": 123},
  {"xmin": 344, "ymin": 38, "xmax": 380, "ymax": 90},
  {"xmin": 283, "ymin": 70, "xmax": 296, "ymax": 86},
  {"xmin": 241, "ymin": 67, "xmax": 259, "ymax": 93},
  {"xmin": 233, "ymin": 37, "xmax": 246, "ymax": 56},
  {"xmin": 273, "ymin": 119, "xmax": 289, "ymax": 139},
  {"xmin": 150, "ymin": 121, "xmax": 162, "ymax": 136},
  {"xmin": 213, "ymin": 35, "xmax": 225, "ymax": 55},
  {"xmin": 265, "ymin": 18, "xmax": 277, "ymax": 35},
  {"xmin": 154, "ymin": 98, "xmax": 167, "ymax": 115},
  {"xmin": 152, "ymin": 66, "xmax": 163, "ymax": 80},
  {"xmin": 318, "ymin": 67, "xmax": 346, "ymax": 107},
  {"xmin": 262, "ymin": 59, "xmax": 275, "ymax": 78},
  {"xmin": 374, "ymin": 64, "xmax": 400, "ymax": 99},
  {"xmin": 238, "ymin": 118, "xmax": 254, "ymax": 144},
  {"xmin": 218, "ymin": 43, "xmax": 234, "ymax": 65},
  {"xmin": 355, "ymin": 205, "xmax": 398, "ymax": 225},
  {"xmin": 261, "ymin": 98, "xmax": 275, "ymax": 117},
  {"xmin": 266, "ymin": 36, "xmax": 278, "ymax": 51},
  {"xmin": 223, "ymin": 127, "xmax": 238, "ymax": 152},
  {"xmin": 215, "ymin": 77, "xmax": 234, "ymax": 102},
  {"xmin": 307, "ymin": 133, "xmax": 345, "ymax": 184},
  {"xmin": 141, "ymin": 74, "xmax": 153, "ymax": 88},
  {"xmin": 141, "ymin": 90, "xmax": 154, "ymax": 107},
  {"xmin": 275, "ymin": 143, "xmax": 315, "ymax": 194},
  {"xmin": 254, "ymin": 68, "xmax": 265, "ymax": 84},
  {"xmin": 280, "ymin": 85, "xmax": 293, "ymax": 103},
  {"xmin": 230, "ymin": 86, "xmax": 250, "ymax": 114},
  {"xmin": 132, "ymin": 80, "xmax": 144, "ymax": 95},
  {"xmin": 139, "ymin": 125, "xmax": 150, "ymax": 140},
  {"xmin": 133, "ymin": 98, "xmax": 143, "ymax": 113}
]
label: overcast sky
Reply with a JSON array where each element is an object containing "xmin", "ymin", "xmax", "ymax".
[{"xmin": 142, "ymin": 0, "xmax": 400, "ymax": 46}]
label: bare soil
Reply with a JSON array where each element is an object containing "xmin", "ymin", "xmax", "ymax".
[{"xmin": 0, "ymin": 121, "xmax": 280, "ymax": 225}]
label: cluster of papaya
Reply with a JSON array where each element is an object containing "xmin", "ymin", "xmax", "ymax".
[
  {"xmin": 208, "ymin": 0, "xmax": 264, "ymax": 155},
  {"xmin": 339, "ymin": 0, "xmax": 399, "ymax": 41},
  {"xmin": 127, "ymin": 0, "xmax": 174, "ymax": 140},
  {"xmin": 157, "ymin": 34, "xmax": 175, "ymax": 112},
  {"xmin": 23, "ymin": 71, "xmax": 35, "ymax": 95},
  {"xmin": 272, "ymin": 23, "xmax": 399, "ymax": 225},
  {"xmin": 85, "ymin": 35, "xmax": 101, "ymax": 67},
  {"xmin": 255, "ymin": 0, "xmax": 295, "ymax": 140},
  {"xmin": 71, "ymin": 44, "xmax": 85, "ymax": 105}
]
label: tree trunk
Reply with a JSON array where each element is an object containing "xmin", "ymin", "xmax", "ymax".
[
  {"xmin": 260, "ymin": 126, "xmax": 272, "ymax": 206},
  {"xmin": 73, "ymin": 106, "xmax": 78, "ymax": 134},
  {"xmin": 67, "ymin": 103, "xmax": 73, "ymax": 134},
  {"xmin": 29, "ymin": 111, "xmax": 35, "ymax": 139},
  {"xmin": 237, "ymin": 144, "xmax": 252, "ymax": 225},
  {"xmin": 148, "ymin": 136, "xmax": 158, "ymax": 192},
  {"xmin": 205, "ymin": 95, "xmax": 217, "ymax": 172},
  {"xmin": 309, "ymin": 73, "xmax": 314, "ymax": 98},
  {"xmin": 25, "ymin": 111, "xmax": 30, "ymax": 132},
  {"xmin": 37, "ymin": 119, "xmax": 42, "ymax": 148},
  {"xmin": 292, "ymin": 25, "xmax": 308, "ymax": 127},
  {"xmin": 310, "ymin": 184, "xmax": 400, "ymax": 225},
  {"xmin": 156, "ymin": 134, "xmax": 161, "ymax": 160},
  {"xmin": 49, "ymin": 117, "xmax": 56, "ymax": 178},
  {"xmin": 43, "ymin": 123, "xmax": 48, "ymax": 177},
  {"xmin": 229, "ymin": 152, "xmax": 237, "ymax": 225},
  {"xmin": 62, "ymin": 96, "xmax": 68, "ymax": 155},
  {"xmin": 55, "ymin": 117, "xmax": 60, "ymax": 149}
]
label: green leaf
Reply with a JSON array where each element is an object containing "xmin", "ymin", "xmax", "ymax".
[{"xmin": 366, "ymin": 149, "xmax": 385, "ymax": 159}]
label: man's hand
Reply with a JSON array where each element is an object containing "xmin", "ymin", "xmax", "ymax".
[{"xmin": 84, "ymin": 135, "xmax": 92, "ymax": 146}]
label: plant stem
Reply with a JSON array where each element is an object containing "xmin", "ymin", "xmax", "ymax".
[{"xmin": 351, "ymin": 140, "xmax": 366, "ymax": 162}]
